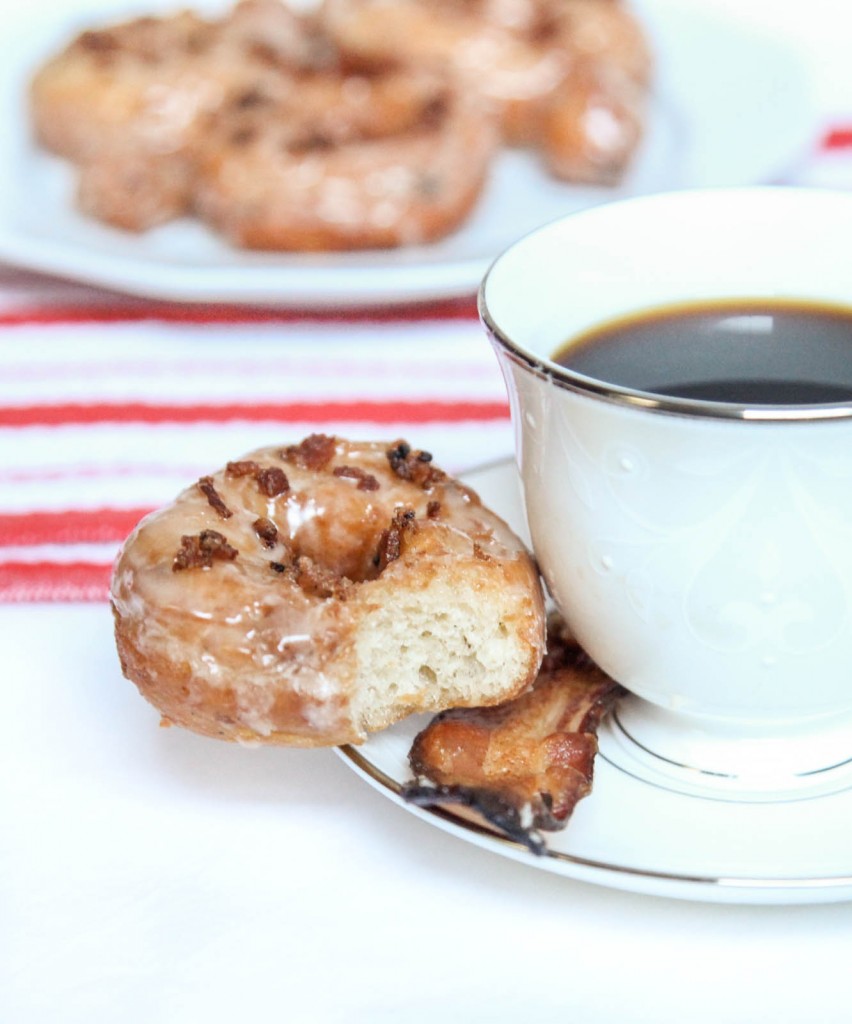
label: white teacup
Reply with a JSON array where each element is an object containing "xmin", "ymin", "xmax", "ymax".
[{"xmin": 480, "ymin": 187, "xmax": 852, "ymax": 801}]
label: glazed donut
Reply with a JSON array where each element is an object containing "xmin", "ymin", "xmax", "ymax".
[
  {"xmin": 30, "ymin": 9, "xmax": 211, "ymax": 228},
  {"xmin": 318, "ymin": 0, "xmax": 652, "ymax": 184},
  {"xmin": 29, "ymin": 0, "xmax": 495, "ymax": 245},
  {"xmin": 537, "ymin": 55, "xmax": 647, "ymax": 185},
  {"xmin": 28, "ymin": 0, "xmax": 335, "ymax": 232},
  {"xmin": 192, "ymin": 63, "xmax": 497, "ymax": 250},
  {"xmin": 111, "ymin": 435, "xmax": 546, "ymax": 747},
  {"xmin": 535, "ymin": 0, "xmax": 651, "ymax": 184},
  {"xmin": 31, "ymin": 10, "xmax": 215, "ymax": 165}
]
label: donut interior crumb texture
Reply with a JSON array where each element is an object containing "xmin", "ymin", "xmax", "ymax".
[
  {"xmin": 111, "ymin": 437, "xmax": 546, "ymax": 747},
  {"xmin": 351, "ymin": 577, "xmax": 529, "ymax": 733}
]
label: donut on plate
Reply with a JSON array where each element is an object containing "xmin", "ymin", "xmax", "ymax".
[
  {"xmin": 192, "ymin": 61, "xmax": 497, "ymax": 250},
  {"xmin": 29, "ymin": 0, "xmax": 325, "ymax": 231},
  {"xmin": 318, "ymin": 0, "xmax": 653, "ymax": 184},
  {"xmin": 29, "ymin": 0, "xmax": 497, "ymax": 245},
  {"xmin": 111, "ymin": 436, "xmax": 546, "ymax": 747}
]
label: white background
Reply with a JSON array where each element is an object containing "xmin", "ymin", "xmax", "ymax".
[{"xmin": 2, "ymin": 2, "xmax": 852, "ymax": 1022}]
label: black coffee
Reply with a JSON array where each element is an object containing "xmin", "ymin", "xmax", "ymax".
[{"xmin": 552, "ymin": 300, "xmax": 852, "ymax": 405}]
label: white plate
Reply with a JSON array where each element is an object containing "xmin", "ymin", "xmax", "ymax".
[
  {"xmin": 0, "ymin": 0, "xmax": 816, "ymax": 307},
  {"xmin": 338, "ymin": 460, "xmax": 852, "ymax": 905}
]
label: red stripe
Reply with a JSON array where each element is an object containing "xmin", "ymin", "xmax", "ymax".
[
  {"xmin": 0, "ymin": 508, "xmax": 152, "ymax": 547},
  {"xmin": 0, "ymin": 399, "xmax": 510, "ymax": 427},
  {"xmin": 0, "ymin": 561, "xmax": 111, "ymax": 602},
  {"xmin": 0, "ymin": 296, "xmax": 479, "ymax": 327},
  {"xmin": 823, "ymin": 127, "xmax": 852, "ymax": 150}
]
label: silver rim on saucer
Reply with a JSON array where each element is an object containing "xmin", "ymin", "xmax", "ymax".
[{"xmin": 336, "ymin": 459, "xmax": 852, "ymax": 905}]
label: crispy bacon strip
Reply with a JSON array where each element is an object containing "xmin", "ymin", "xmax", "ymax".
[{"xmin": 404, "ymin": 622, "xmax": 623, "ymax": 853}]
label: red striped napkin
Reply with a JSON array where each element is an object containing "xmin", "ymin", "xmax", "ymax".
[
  {"xmin": 0, "ymin": 295, "xmax": 512, "ymax": 602},
  {"xmin": 2, "ymin": 128, "xmax": 850, "ymax": 604}
]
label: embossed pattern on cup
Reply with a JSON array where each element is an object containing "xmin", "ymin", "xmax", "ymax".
[
  {"xmin": 480, "ymin": 188, "xmax": 852, "ymax": 794},
  {"xmin": 504, "ymin": 359, "xmax": 852, "ymax": 720}
]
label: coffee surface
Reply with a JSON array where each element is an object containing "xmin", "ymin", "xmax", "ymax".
[{"xmin": 552, "ymin": 300, "xmax": 852, "ymax": 405}]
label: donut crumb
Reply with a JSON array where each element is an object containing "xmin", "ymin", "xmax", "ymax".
[
  {"xmin": 473, "ymin": 542, "xmax": 493, "ymax": 562},
  {"xmin": 173, "ymin": 529, "xmax": 238, "ymax": 570}
]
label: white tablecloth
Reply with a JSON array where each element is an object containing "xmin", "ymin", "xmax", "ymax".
[{"xmin": 3, "ymin": 0, "xmax": 852, "ymax": 1021}]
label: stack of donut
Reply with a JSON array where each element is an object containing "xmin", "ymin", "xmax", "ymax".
[
  {"xmin": 30, "ymin": 0, "xmax": 496, "ymax": 248},
  {"xmin": 111, "ymin": 436, "xmax": 546, "ymax": 747},
  {"xmin": 29, "ymin": 0, "xmax": 652, "ymax": 250}
]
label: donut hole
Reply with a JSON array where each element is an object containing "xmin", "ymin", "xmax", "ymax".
[
  {"xmin": 278, "ymin": 487, "xmax": 392, "ymax": 584},
  {"xmin": 285, "ymin": 529, "xmax": 384, "ymax": 587}
]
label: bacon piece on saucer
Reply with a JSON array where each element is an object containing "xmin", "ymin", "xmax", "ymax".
[{"xmin": 404, "ymin": 617, "xmax": 623, "ymax": 853}]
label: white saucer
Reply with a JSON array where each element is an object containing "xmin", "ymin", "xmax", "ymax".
[{"xmin": 337, "ymin": 460, "xmax": 852, "ymax": 905}]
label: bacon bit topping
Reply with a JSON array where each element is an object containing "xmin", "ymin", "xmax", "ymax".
[
  {"xmin": 173, "ymin": 530, "xmax": 238, "ymax": 571},
  {"xmin": 281, "ymin": 433, "xmax": 337, "ymax": 471},
  {"xmin": 184, "ymin": 31, "xmax": 211, "ymax": 56},
  {"xmin": 77, "ymin": 29, "xmax": 120, "ymax": 67},
  {"xmin": 269, "ymin": 554, "xmax": 351, "ymax": 599},
  {"xmin": 233, "ymin": 87, "xmax": 270, "ymax": 110},
  {"xmin": 288, "ymin": 132, "xmax": 335, "ymax": 154},
  {"xmin": 529, "ymin": 7, "xmax": 560, "ymax": 44},
  {"xmin": 198, "ymin": 476, "xmax": 232, "ymax": 519},
  {"xmin": 387, "ymin": 441, "xmax": 413, "ymax": 473},
  {"xmin": 256, "ymin": 466, "xmax": 290, "ymax": 497},
  {"xmin": 226, "ymin": 460, "xmax": 289, "ymax": 497},
  {"xmin": 225, "ymin": 460, "xmax": 260, "ymax": 477},
  {"xmin": 333, "ymin": 465, "xmax": 380, "ymax": 491},
  {"xmin": 426, "ymin": 500, "xmax": 442, "ymax": 519},
  {"xmin": 247, "ymin": 40, "xmax": 287, "ymax": 69},
  {"xmin": 253, "ymin": 517, "xmax": 279, "ymax": 548},
  {"xmin": 79, "ymin": 29, "xmax": 119, "ymax": 52},
  {"xmin": 421, "ymin": 94, "xmax": 449, "ymax": 130},
  {"xmin": 293, "ymin": 556, "xmax": 352, "ymax": 600},
  {"xmin": 230, "ymin": 126, "xmax": 257, "ymax": 148},
  {"xmin": 374, "ymin": 507, "xmax": 417, "ymax": 572},
  {"xmin": 386, "ymin": 441, "xmax": 446, "ymax": 489}
]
